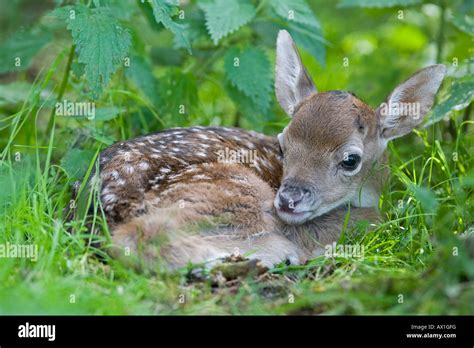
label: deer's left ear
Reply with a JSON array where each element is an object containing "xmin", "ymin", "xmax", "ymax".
[
  {"xmin": 376, "ymin": 64, "xmax": 446, "ymax": 141},
  {"xmin": 275, "ymin": 30, "xmax": 316, "ymax": 117}
]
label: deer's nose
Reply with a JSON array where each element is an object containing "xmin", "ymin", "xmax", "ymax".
[{"xmin": 278, "ymin": 185, "xmax": 307, "ymax": 212}]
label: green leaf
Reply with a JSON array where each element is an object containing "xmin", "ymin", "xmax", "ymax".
[
  {"xmin": 450, "ymin": 14, "xmax": 474, "ymax": 36},
  {"xmin": 270, "ymin": 0, "xmax": 321, "ymax": 29},
  {"xmin": 100, "ymin": 0, "xmax": 138, "ymax": 20},
  {"xmin": 0, "ymin": 29, "xmax": 52, "ymax": 74},
  {"xmin": 224, "ymin": 47, "xmax": 272, "ymax": 112},
  {"xmin": 225, "ymin": 82, "xmax": 271, "ymax": 132},
  {"xmin": 199, "ymin": 0, "xmax": 256, "ymax": 45},
  {"xmin": 149, "ymin": 0, "xmax": 191, "ymax": 53},
  {"xmin": 287, "ymin": 22, "xmax": 326, "ymax": 66},
  {"xmin": 125, "ymin": 53, "xmax": 159, "ymax": 103},
  {"xmin": 0, "ymin": 82, "xmax": 34, "ymax": 108},
  {"xmin": 60, "ymin": 148, "xmax": 96, "ymax": 179},
  {"xmin": 0, "ymin": 156, "xmax": 33, "ymax": 207},
  {"xmin": 411, "ymin": 185, "xmax": 438, "ymax": 213},
  {"xmin": 89, "ymin": 128, "xmax": 116, "ymax": 145},
  {"xmin": 158, "ymin": 68, "xmax": 198, "ymax": 122},
  {"xmin": 93, "ymin": 107, "xmax": 121, "ymax": 122},
  {"xmin": 71, "ymin": 61, "xmax": 85, "ymax": 79},
  {"xmin": 426, "ymin": 76, "xmax": 474, "ymax": 126},
  {"xmin": 51, "ymin": 5, "xmax": 131, "ymax": 99},
  {"xmin": 338, "ymin": 0, "xmax": 421, "ymax": 8},
  {"xmin": 269, "ymin": 0, "xmax": 326, "ymax": 65}
]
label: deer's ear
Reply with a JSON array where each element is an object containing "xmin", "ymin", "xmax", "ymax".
[
  {"xmin": 275, "ymin": 30, "xmax": 316, "ymax": 117},
  {"xmin": 376, "ymin": 64, "xmax": 446, "ymax": 141}
]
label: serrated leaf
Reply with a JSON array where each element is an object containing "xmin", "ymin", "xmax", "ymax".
[
  {"xmin": 0, "ymin": 29, "xmax": 52, "ymax": 74},
  {"xmin": 338, "ymin": 0, "xmax": 421, "ymax": 8},
  {"xmin": 270, "ymin": 0, "xmax": 320, "ymax": 29},
  {"xmin": 287, "ymin": 22, "xmax": 326, "ymax": 65},
  {"xmin": 71, "ymin": 61, "xmax": 85, "ymax": 79},
  {"xmin": 426, "ymin": 77, "xmax": 474, "ymax": 126},
  {"xmin": 199, "ymin": 0, "xmax": 256, "ymax": 45},
  {"xmin": 224, "ymin": 47, "xmax": 272, "ymax": 112},
  {"xmin": 149, "ymin": 0, "xmax": 191, "ymax": 53},
  {"xmin": 269, "ymin": 0, "xmax": 326, "ymax": 65},
  {"xmin": 52, "ymin": 5, "xmax": 131, "ymax": 99}
]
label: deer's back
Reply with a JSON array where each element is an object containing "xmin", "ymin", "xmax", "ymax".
[{"xmin": 97, "ymin": 126, "xmax": 283, "ymax": 225}]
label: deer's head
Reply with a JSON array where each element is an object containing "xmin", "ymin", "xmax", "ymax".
[{"xmin": 274, "ymin": 30, "xmax": 446, "ymax": 225}]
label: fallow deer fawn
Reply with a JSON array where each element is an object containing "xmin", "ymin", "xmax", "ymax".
[{"xmin": 94, "ymin": 30, "xmax": 445, "ymax": 270}]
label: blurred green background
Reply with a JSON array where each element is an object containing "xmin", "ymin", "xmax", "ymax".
[{"xmin": 0, "ymin": 0, "xmax": 472, "ymax": 314}]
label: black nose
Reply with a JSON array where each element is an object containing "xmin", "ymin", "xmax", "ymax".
[{"xmin": 278, "ymin": 185, "xmax": 307, "ymax": 212}]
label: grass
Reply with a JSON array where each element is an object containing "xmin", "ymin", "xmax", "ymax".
[{"xmin": 0, "ymin": 51, "xmax": 473, "ymax": 316}]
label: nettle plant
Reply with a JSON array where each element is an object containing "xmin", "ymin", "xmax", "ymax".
[
  {"xmin": 1, "ymin": 0, "xmax": 325, "ymax": 135},
  {"xmin": 1, "ymin": 1, "xmax": 471, "ymax": 123},
  {"xmin": 0, "ymin": 0, "xmax": 471, "ymax": 179}
]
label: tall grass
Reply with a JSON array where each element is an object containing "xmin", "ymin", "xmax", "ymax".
[{"xmin": 0, "ymin": 49, "xmax": 473, "ymax": 315}]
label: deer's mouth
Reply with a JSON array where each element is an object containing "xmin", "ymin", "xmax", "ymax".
[{"xmin": 275, "ymin": 208, "xmax": 314, "ymax": 225}]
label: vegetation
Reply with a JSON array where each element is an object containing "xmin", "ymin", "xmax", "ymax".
[{"xmin": 0, "ymin": 0, "xmax": 472, "ymax": 314}]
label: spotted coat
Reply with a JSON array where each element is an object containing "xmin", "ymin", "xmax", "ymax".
[{"xmin": 98, "ymin": 126, "xmax": 283, "ymax": 225}]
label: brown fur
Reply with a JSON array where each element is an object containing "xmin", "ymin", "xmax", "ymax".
[
  {"xmin": 94, "ymin": 31, "xmax": 445, "ymax": 271},
  {"xmin": 109, "ymin": 162, "xmax": 377, "ymax": 270}
]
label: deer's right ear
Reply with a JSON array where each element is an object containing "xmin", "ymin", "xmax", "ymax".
[{"xmin": 275, "ymin": 30, "xmax": 316, "ymax": 117}]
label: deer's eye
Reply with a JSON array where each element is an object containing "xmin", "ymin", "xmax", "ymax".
[{"xmin": 341, "ymin": 154, "xmax": 361, "ymax": 171}]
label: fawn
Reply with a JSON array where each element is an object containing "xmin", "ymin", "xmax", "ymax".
[{"xmin": 94, "ymin": 30, "xmax": 445, "ymax": 270}]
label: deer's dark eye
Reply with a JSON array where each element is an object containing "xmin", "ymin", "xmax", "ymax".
[{"xmin": 341, "ymin": 154, "xmax": 361, "ymax": 171}]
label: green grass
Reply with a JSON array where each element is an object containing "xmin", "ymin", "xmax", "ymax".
[{"xmin": 0, "ymin": 52, "xmax": 473, "ymax": 316}]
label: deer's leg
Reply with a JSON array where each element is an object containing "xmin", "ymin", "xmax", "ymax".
[
  {"xmin": 110, "ymin": 209, "xmax": 306, "ymax": 271},
  {"xmin": 281, "ymin": 206, "xmax": 380, "ymax": 259},
  {"xmin": 109, "ymin": 163, "xmax": 305, "ymax": 271}
]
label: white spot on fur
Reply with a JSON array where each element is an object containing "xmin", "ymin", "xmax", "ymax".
[
  {"xmin": 192, "ymin": 174, "xmax": 211, "ymax": 180},
  {"xmin": 168, "ymin": 173, "xmax": 183, "ymax": 180},
  {"xmin": 103, "ymin": 194, "xmax": 117, "ymax": 203},
  {"xmin": 123, "ymin": 152, "xmax": 132, "ymax": 161},
  {"xmin": 197, "ymin": 134, "xmax": 209, "ymax": 140},
  {"xmin": 138, "ymin": 162, "xmax": 149, "ymax": 170}
]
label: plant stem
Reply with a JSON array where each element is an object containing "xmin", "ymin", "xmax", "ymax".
[
  {"xmin": 43, "ymin": 44, "xmax": 75, "ymax": 178},
  {"xmin": 46, "ymin": 45, "xmax": 75, "ymax": 135},
  {"xmin": 435, "ymin": 1, "xmax": 458, "ymax": 140},
  {"xmin": 435, "ymin": 1, "xmax": 446, "ymax": 64}
]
